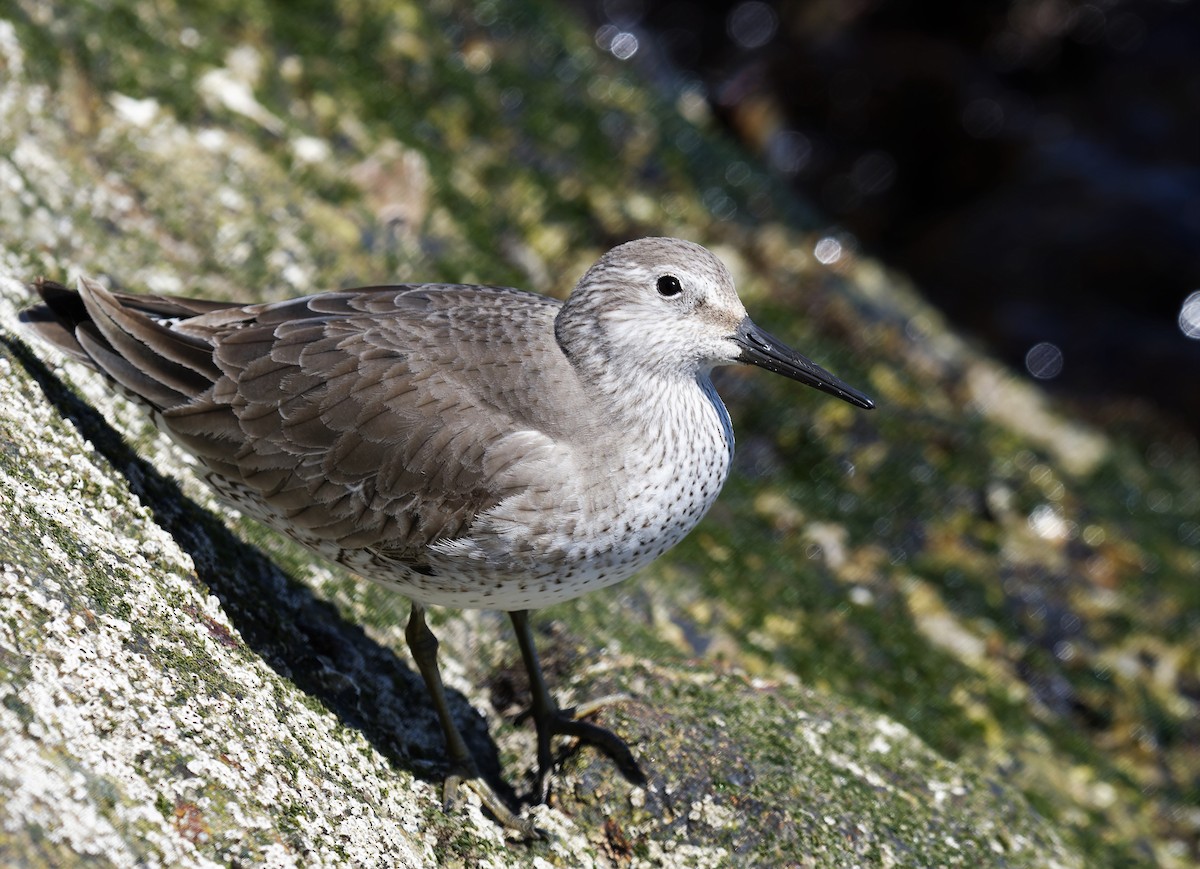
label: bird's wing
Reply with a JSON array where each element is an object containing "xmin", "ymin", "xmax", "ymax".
[{"xmin": 30, "ymin": 278, "xmax": 581, "ymax": 562}]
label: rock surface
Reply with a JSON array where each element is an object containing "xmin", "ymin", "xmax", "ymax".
[{"xmin": 0, "ymin": 1, "xmax": 1195, "ymax": 866}]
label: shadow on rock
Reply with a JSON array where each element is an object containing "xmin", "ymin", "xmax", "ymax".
[{"xmin": 4, "ymin": 334, "xmax": 521, "ymax": 813}]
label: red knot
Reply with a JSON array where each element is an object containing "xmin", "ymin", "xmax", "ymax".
[{"xmin": 24, "ymin": 237, "xmax": 873, "ymax": 836}]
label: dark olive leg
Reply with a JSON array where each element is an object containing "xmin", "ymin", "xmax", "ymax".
[
  {"xmin": 405, "ymin": 603, "xmax": 541, "ymax": 838},
  {"xmin": 509, "ymin": 610, "xmax": 646, "ymax": 800}
]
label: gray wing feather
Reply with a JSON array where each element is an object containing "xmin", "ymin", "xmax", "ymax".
[
  {"xmin": 25, "ymin": 277, "xmax": 580, "ymax": 564},
  {"xmin": 189, "ymin": 286, "xmax": 571, "ymax": 559}
]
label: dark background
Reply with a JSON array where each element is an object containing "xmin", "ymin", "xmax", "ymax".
[{"xmin": 573, "ymin": 0, "xmax": 1200, "ymax": 437}]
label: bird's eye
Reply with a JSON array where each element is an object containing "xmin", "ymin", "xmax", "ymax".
[{"xmin": 656, "ymin": 275, "xmax": 683, "ymax": 297}]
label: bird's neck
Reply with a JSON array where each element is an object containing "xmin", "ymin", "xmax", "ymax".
[
  {"xmin": 588, "ymin": 364, "xmax": 735, "ymax": 477},
  {"xmin": 554, "ymin": 308, "xmax": 733, "ymax": 462}
]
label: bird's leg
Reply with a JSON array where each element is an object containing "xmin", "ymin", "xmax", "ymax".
[
  {"xmin": 509, "ymin": 610, "xmax": 646, "ymax": 801},
  {"xmin": 404, "ymin": 603, "xmax": 541, "ymax": 838}
]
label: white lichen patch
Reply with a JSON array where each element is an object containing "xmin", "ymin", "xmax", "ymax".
[
  {"xmin": 637, "ymin": 840, "xmax": 730, "ymax": 868},
  {"xmin": 685, "ymin": 793, "xmax": 736, "ymax": 829}
]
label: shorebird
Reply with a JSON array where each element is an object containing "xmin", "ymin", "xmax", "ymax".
[{"xmin": 24, "ymin": 237, "xmax": 874, "ymax": 836}]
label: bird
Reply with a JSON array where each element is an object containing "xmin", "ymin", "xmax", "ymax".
[{"xmin": 23, "ymin": 237, "xmax": 874, "ymax": 836}]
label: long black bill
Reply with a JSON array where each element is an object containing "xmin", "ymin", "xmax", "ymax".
[{"xmin": 733, "ymin": 317, "xmax": 875, "ymax": 410}]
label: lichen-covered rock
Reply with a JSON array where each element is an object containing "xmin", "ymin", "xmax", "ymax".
[
  {"xmin": 0, "ymin": 313, "xmax": 1082, "ymax": 867},
  {"xmin": 0, "ymin": 1, "xmax": 1195, "ymax": 866}
]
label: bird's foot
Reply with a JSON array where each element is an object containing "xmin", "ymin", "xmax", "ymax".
[
  {"xmin": 518, "ymin": 693, "xmax": 646, "ymax": 803},
  {"xmin": 508, "ymin": 612, "xmax": 646, "ymax": 802},
  {"xmin": 442, "ymin": 765, "xmax": 546, "ymax": 840}
]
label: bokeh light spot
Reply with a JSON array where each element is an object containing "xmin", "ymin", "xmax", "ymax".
[
  {"xmin": 767, "ymin": 130, "xmax": 811, "ymax": 175},
  {"xmin": 1025, "ymin": 342, "xmax": 1064, "ymax": 379},
  {"xmin": 610, "ymin": 31, "xmax": 639, "ymax": 60},
  {"xmin": 727, "ymin": 1, "xmax": 778, "ymax": 50},
  {"xmin": 595, "ymin": 25, "xmax": 639, "ymax": 60},
  {"xmin": 814, "ymin": 237, "xmax": 842, "ymax": 265},
  {"xmin": 1178, "ymin": 291, "xmax": 1200, "ymax": 339}
]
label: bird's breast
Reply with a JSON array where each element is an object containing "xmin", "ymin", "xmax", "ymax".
[
  {"xmin": 381, "ymin": 376, "xmax": 736, "ymax": 610},
  {"xmin": 494, "ymin": 377, "xmax": 735, "ymax": 578}
]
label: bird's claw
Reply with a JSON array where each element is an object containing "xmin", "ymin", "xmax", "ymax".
[
  {"xmin": 442, "ymin": 765, "xmax": 547, "ymax": 840},
  {"xmin": 521, "ymin": 695, "xmax": 646, "ymax": 802}
]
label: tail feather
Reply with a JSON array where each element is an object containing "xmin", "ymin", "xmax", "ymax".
[
  {"xmin": 22, "ymin": 279, "xmax": 92, "ymax": 360},
  {"xmin": 85, "ymin": 284, "xmax": 221, "ymax": 377},
  {"xmin": 22, "ymin": 276, "xmax": 233, "ymax": 412},
  {"xmin": 75, "ymin": 322, "xmax": 194, "ymax": 410},
  {"xmin": 77, "ymin": 277, "xmax": 217, "ymax": 406}
]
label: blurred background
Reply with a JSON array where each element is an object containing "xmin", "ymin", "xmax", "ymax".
[{"xmin": 571, "ymin": 0, "xmax": 1200, "ymax": 437}]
